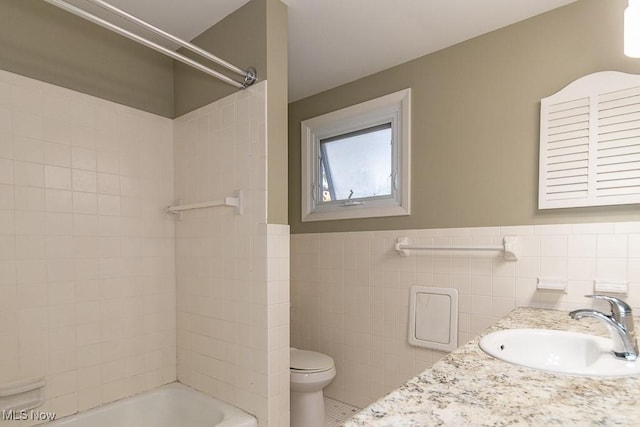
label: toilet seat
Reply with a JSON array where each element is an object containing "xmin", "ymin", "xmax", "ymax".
[
  {"xmin": 290, "ymin": 348, "xmax": 334, "ymax": 373},
  {"xmin": 290, "ymin": 367, "xmax": 330, "ymax": 374}
]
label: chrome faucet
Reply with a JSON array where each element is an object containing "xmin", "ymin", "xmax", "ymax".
[{"xmin": 569, "ymin": 295, "xmax": 639, "ymax": 361}]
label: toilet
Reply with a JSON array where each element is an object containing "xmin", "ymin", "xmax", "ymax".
[{"xmin": 290, "ymin": 348, "xmax": 336, "ymax": 427}]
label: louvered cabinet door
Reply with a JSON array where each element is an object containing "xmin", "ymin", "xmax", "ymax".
[{"xmin": 539, "ymin": 71, "xmax": 640, "ymax": 209}]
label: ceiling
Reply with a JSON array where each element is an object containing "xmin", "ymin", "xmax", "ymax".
[{"xmin": 69, "ymin": 0, "xmax": 578, "ymax": 102}]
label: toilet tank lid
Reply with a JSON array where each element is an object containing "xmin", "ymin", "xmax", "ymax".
[{"xmin": 290, "ymin": 348, "xmax": 334, "ymax": 371}]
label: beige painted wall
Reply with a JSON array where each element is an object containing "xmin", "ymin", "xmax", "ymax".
[
  {"xmin": 0, "ymin": 0, "xmax": 276, "ymax": 121},
  {"xmin": 288, "ymin": 0, "xmax": 640, "ymax": 234},
  {"xmin": 173, "ymin": 0, "xmax": 268, "ymax": 118},
  {"xmin": 266, "ymin": 0, "xmax": 289, "ymax": 225},
  {"xmin": 0, "ymin": 0, "xmax": 174, "ymax": 118}
]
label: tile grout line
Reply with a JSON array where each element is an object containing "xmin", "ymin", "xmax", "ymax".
[{"xmin": 325, "ymin": 396, "xmax": 360, "ymax": 427}]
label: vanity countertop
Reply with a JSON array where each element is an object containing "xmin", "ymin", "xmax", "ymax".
[{"xmin": 343, "ymin": 307, "xmax": 640, "ymax": 426}]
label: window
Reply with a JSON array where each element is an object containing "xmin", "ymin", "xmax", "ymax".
[{"xmin": 301, "ymin": 89, "xmax": 411, "ymax": 221}]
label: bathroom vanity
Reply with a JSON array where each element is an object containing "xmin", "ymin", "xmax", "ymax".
[{"xmin": 344, "ymin": 307, "xmax": 640, "ymax": 426}]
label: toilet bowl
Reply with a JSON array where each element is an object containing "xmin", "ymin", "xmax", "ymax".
[{"xmin": 290, "ymin": 348, "xmax": 336, "ymax": 427}]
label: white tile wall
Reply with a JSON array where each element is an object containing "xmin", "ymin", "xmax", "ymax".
[
  {"xmin": 291, "ymin": 223, "xmax": 640, "ymax": 408},
  {"xmin": 0, "ymin": 70, "xmax": 176, "ymax": 423},
  {"xmin": 265, "ymin": 224, "xmax": 290, "ymax": 427},
  {"xmin": 174, "ymin": 82, "xmax": 289, "ymax": 427}
]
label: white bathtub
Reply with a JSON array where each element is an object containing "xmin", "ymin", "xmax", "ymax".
[{"xmin": 44, "ymin": 383, "xmax": 257, "ymax": 427}]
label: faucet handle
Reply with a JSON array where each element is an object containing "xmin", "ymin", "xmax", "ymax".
[{"xmin": 585, "ymin": 295, "xmax": 633, "ymax": 320}]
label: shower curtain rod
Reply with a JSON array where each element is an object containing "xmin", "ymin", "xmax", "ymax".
[{"xmin": 42, "ymin": 0, "xmax": 257, "ymax": 89}]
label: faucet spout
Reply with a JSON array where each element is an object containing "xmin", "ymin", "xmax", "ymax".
[{"xmin": 570, "ymin": 303, "xmax": 639, "ymax": 361}]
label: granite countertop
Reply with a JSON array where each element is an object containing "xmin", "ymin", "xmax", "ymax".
[{"xmin": 344, "ymin": 307, "xmax": 640, "ymax": 426}]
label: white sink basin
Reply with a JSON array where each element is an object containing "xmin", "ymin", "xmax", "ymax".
[{"xmin": 479, "ymin": 328, "xmax": 640, "ymax": 377}]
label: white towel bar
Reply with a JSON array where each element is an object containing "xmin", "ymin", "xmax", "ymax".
[
  {"xmin": 395, "ymin": 236, "xmax": 518, "ymax": 260},
  {"xmin": 167, "ymin": 190, "xmax": 242, "ymax": 218}
]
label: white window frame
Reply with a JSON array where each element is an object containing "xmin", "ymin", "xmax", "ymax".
[{"xmin": 301, "ymin": 89, "xmax": 411, "ymax": 222}]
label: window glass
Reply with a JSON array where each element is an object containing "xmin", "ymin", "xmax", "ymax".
[{"xmin": 320, "ymin": 123, "xmax": 392, "ymax": 202}]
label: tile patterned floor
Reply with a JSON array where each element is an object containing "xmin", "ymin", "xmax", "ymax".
[{"xmin": 325, "ymin": 397, "xmax": 360, "ymax": 427}]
